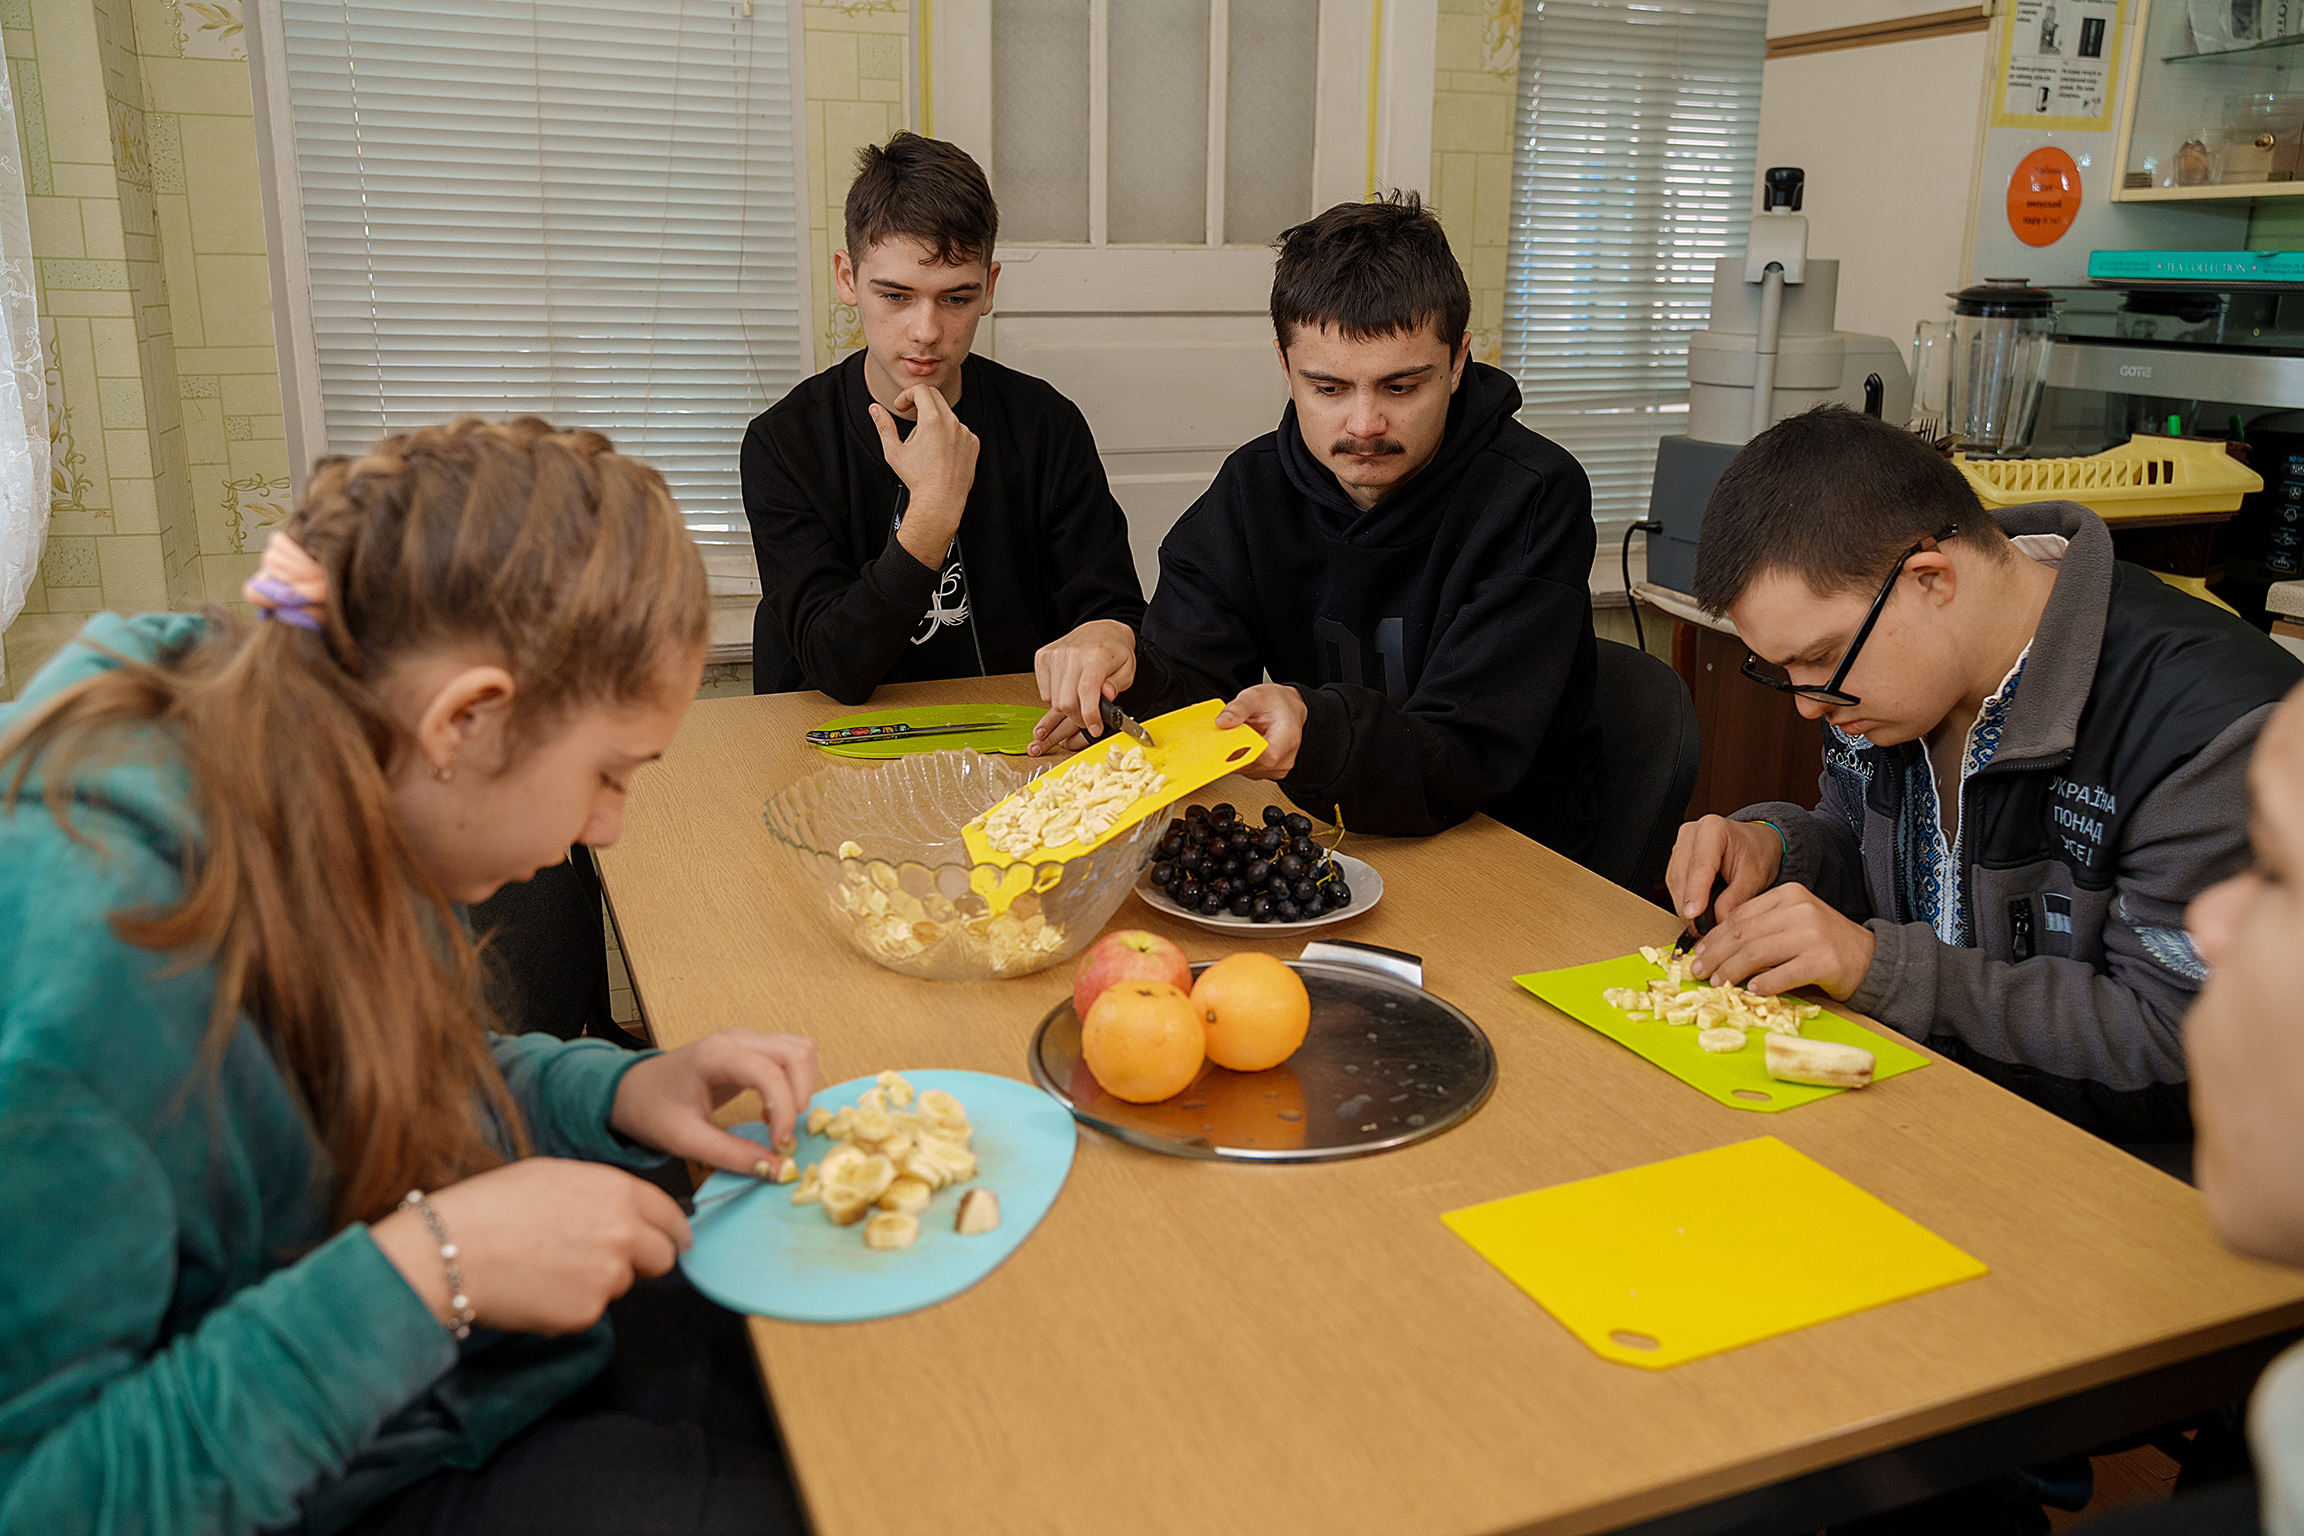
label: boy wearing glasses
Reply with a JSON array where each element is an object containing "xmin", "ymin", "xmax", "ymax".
[{"xmin": 1668, "ymin": 406, "xmax": 2299, "ymax": 1140}]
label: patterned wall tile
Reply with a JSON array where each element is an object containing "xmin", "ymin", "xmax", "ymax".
[
  {"xmin": 1430, "ymin": 0, "xmax": 1518, "ymax": 368},
  {"xmin": 0, "ymin": 0, "xmax": 284, "ymax": 697}
]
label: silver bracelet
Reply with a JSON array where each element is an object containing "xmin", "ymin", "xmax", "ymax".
[{"xmin": 399, "ymin": 1189, "xmax": 475, "ymax": 1340}]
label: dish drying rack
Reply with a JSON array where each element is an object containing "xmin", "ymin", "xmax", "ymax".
[{"xmin": 1955, "ymin": 437, "xmax": 2262, "ymax": 521}]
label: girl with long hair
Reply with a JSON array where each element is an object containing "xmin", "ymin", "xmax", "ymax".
[{"xmin": 0, "ymin": 419, "xmax": 814, "ymax": 1534}]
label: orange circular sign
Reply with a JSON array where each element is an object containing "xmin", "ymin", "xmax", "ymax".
[{"xmin": 2008, "ymin": 147, "xmax": 2082, "ymax": 248}]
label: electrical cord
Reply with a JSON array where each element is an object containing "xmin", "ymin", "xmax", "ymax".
[{"xmin": 1622, "ymin": 518, "xmax": 1665, "ymax": 655}]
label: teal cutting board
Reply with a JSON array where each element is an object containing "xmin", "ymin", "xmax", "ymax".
[
  {"xmin": 1514, "ymin": 953, "xmax": 1931, "ymax": 1112},
  {"xmin": 680, "ymin": 1069, "xmax": 1077, "ymax": 1323},
  {"xmin": 810, "ymin": 704, "xmax": 1045, "ymax": 758}
]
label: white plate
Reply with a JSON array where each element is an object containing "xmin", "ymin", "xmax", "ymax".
[{"xmin": 1134, "ymin": 850, "xmax": 1382, "ymax": 934}]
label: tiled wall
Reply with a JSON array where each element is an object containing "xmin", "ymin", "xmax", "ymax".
[
  {"xmin": 801, "ymin": 0, "xmax": 910, "ymax": 370},
  {"xmin": 1429, "ymin": 0, "xmax": 1518, "ymax": 369},
  {"xmin": 1, "ymin": 0, "xmax": 285, "ymax": 700}
]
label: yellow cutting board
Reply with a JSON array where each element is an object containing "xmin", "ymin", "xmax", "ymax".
[
  {"xmin": 1442, "ymin": 1136, "xmax": 1987, "ymax": 1369},
  {"xmin": 961, "ymin": 698, "xmax": 1265, "ymax": 872}
]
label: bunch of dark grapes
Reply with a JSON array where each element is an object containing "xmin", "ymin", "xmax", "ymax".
[{"xmin": 1147, "ymin": 802, "xmax": 1354, "ymax": 922}]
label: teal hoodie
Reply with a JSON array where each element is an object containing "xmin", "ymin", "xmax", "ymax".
[{"xmin": 0, "ymin": 614, "xmax": 666, "ymax": 1534}]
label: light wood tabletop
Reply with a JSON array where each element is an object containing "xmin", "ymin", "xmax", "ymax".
[{"xmin": 596, "ymin": 674, "xmax": 2304, "ymax": 1536}]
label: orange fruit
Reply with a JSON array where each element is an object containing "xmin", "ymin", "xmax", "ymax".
[
  {"xmin": 1192, "ymin": 953, "xmax": 1310, "ymax": 1072},
  {"xmin": 1081, "ymin": 980, "xmax": 1206, "ymax": 1103}
]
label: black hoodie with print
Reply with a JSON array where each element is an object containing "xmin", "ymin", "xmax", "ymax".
[
  {"xmin": 1121, "ymin": 361, "xmax": 1603, "ymax": 858},
  {"xmin": 742, "ymin": 350, "xmax": 1146, "ymax": 703}
]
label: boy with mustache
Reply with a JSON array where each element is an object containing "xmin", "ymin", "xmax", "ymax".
[{"xmin": 1038, "ymin": 193, "xmax": 1603, "ymax": 858}]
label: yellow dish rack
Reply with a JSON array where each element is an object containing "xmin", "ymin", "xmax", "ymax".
[{"xmin": 1955, "ymin": 437, "xmax": 2263, "ymax": 521}]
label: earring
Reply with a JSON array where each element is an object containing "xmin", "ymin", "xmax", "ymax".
[{"xmin": 432, "ymin": 760, "xmax": 455, "ymax": 784}]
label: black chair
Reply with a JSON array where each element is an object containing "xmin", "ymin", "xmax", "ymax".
[{"xmin": 1587, "ymin": 637, "xmax": 1702, "ymax": 898}]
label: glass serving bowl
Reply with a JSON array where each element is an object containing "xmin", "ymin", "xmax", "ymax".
[{"xmin": 762, "ymin": 748, "xmax": 1161, "ymax": 982}]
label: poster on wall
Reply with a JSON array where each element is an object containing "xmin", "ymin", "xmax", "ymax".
[{"xmin": 1992, "ymin": 0, "xmax": 2126, "ymax": 132}]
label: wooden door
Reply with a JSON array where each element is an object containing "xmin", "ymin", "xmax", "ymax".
[{"xmin": 930, "ymin": 0, "xmax": 1437, "ymax": 591}]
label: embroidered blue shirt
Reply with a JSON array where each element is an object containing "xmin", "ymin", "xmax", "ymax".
[{"xmin": 1891, "ymin": 646, "xmax": 2031, "ymax": 947}]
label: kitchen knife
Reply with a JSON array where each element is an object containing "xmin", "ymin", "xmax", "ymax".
[{"xmin": 805, "ymin": 720, "xmax": 1014, "ymax": 746}]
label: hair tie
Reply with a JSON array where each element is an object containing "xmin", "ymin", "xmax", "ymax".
[{"xmin": 242, "ymin": 531, "xmax": 328, "ymax": 632}]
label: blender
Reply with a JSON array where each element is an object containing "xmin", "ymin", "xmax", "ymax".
[{"xmin": 1911, "ymin": 279, "xmax": 2059, "ymax": 456}]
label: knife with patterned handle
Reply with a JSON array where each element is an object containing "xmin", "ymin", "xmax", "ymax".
[{"xmin": 804, "ymin": 720, "xmax": 1014, "ymax": 746}]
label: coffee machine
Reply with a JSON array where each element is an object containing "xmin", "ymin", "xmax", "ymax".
[{"xmin": 1643, "ymin": 168, "xmax": 1913, "ymax": 595}]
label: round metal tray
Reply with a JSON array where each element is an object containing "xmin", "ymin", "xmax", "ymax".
[{"xmin": 1027, "ymin": 958, "xmax": 1496, "ymax": 1162}]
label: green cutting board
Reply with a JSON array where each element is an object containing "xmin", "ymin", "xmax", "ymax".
[
  {"xmin": 809, "ymin": 704, "xmax": 1045, "ymax": 758},
  {"xmin": 1514, "ymin": 953, "xmax": 1931, "ymax": 1112}
]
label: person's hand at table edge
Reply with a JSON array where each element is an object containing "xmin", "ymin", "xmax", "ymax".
[
  {"xmin": 1029, "ymin": 619, "xmax": 1137, "ymax": 756},
  {"xmin": 1666, "ymin": 814, "xmax": 1784, "ymax": 930},
  {"xmin": 609, "ymin": 1029, "xmax": 821, "ymax": 1173},
  {"xmin": 1216, "ymin": 683, "xmax": 1306, "ymax": 780},
  {"xmin": 370, "ymin": 1158, "xmax": 691, "ymax": 1336},
  {"xmin": 1685, "ymin": 882, "xmax": 1876, "ymax": 1001}
]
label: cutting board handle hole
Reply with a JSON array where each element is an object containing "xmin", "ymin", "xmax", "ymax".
[
  {"xmin": 1610, "ymin": 1329, "xmax": 1661, "ymax": 1351},
  {"xmin": 1733, "ymin": 1089, "xmax": 1773, "ymax": 1102},
  {"xmin": 1226, "ymin": 746, "xmax": 1253, "ymax": 763}
]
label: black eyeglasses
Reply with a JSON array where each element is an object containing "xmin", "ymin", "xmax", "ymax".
[{"xmin": 1740, "ymin": 524, "xmax": 1959, "ymax": 708}]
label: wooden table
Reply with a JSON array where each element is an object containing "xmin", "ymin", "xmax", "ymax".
[{"xmin": 597, "ymin": 675, "xmax": 2304, "ymax": 1536}]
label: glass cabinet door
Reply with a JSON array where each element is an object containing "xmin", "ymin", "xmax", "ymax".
[{"xmin": 2121, "ymin": 0, "xmax": 2304, "ymax": 198}]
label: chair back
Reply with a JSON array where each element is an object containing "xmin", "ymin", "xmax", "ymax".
[{"xmin": 1589, "ymin": 638, "xmax": 1702, "ymax": 897}]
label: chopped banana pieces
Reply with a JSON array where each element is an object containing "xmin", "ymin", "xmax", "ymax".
[
  {"xmin": 837, "ymin": 840, "xmax": 864, "ymax": 859},
  {"xmin": 877, "ymin": 1176, "xmax": 933, "ymax": 1215},
  {"xmin": 916, "ymin": 1089, "xmax": 971, "ymax": 1139},
  {"xmin": 1764, "ymin": 1032, "xmax": 1875, "ymax": 1089},
  {"xmin": 1605, "ymin": 951, "xmax": 1824, "ymax": 1040},
  {"xmin": 974, "ymin": 744, "xmax": 1168, "ymax": 858},
  {"xmin": 792, "ymin": 1073, "xmax": 994, "ymax": 1252},
  {"xmin": 1696, "ymin": 1026, "xmax": 1749, "ymax": 1053},
  {"xmin": 954, "ymin": 1188, "xmax": 1001, "ymax": 1235},
  {"xmin": 863, "ymin": 1211, "xmax": 920, "ymax": 1251},
  {"xmin": 821, "ymin": 1153, "xmax": 896, "ymax": 1226},
  {"xmin": 772, "ymin": 1155, "xmax": 799, "ymax": 1185}
]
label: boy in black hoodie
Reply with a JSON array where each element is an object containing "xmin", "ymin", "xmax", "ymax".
[
  {"xmin": 1037, "ymin": 193, "xmax": 1602, "ymax": 859},
  {"xmin": 742, "ymin": 133, "xmax": 1145, "ymax": 713}
]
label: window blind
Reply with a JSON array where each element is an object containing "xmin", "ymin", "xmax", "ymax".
[
  {"xmin": 1502, "ymin": 0, "xmax": 1767, "ymax": 541},
  {"xmin": 277, "ymin": 0, "xmax": 806, "ymax": 547}
]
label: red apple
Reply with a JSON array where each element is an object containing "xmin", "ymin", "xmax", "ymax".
[{"xmin": 1072, "ymin": 929, "xmax": 1192, "ymax": 1020}]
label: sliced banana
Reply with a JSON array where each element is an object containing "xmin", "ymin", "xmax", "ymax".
[
  {"xmin": 793, "ymin": 1078, "xmax": 994, "ymax": 1252},
  {"xmin": 878, "ymin": 1176, "xmax": 932, "ymax": 1215},
  {"xmin": 862, "ymin": 1211, "xmax": 920, "ymax": 1251},
  {"xmin": 916, "ymin": 1089, "xmax": 970, "ymax": 1138},
  {"xmin": 772, "ymin": 1155, "xmax": 799, "ymax": 1184},
  {"xmin": 1696, "ymin": 1027, "xmax": 1748, "ymax": 1053},
  {"xmin": 847, "ymin": 1108, "xmax": 899, "ymax": 1147},
  {"xmin": 821, "ymin": 1152, "xmax": 896, "ymax": 1226}
]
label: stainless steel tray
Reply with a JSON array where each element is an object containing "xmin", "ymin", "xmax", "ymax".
[{"xmin": 1026, "ymin": 950, "xmax": 1496, "ymax": 1162}]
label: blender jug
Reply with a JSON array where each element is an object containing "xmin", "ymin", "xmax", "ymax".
[{"xmin": 1910, "ymin": 278, "xmax": 2058, "ymax": 455}]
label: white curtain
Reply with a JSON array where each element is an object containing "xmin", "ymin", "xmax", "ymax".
[
  {"xmin": 275, "ymin": 0, "xmax": 805, "ymax": 550},
  {"xmin": 1502, "ymin": 0, "xmax": 1767, "ymax": 539},
  {"xmin": 0, "ymin": 45, "xmax": 47, "ymax": 692}
]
